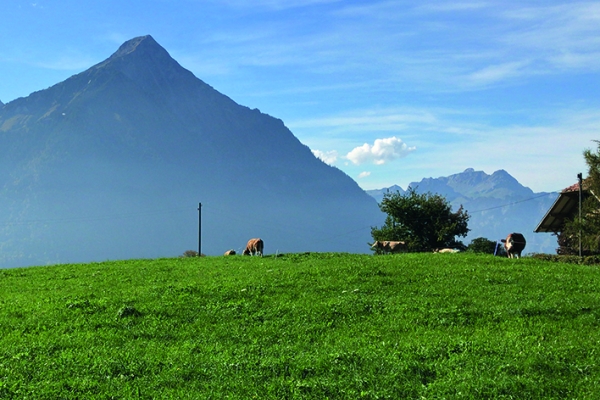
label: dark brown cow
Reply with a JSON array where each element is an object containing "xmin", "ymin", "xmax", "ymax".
[
  {"xmin": 224, "ymin": 249, "xmax": 236, "ymax": 256},
  {"xmin": 242, "ymin": 238, "xmax": 264, "ymax": 257},
  {"xmin": 501, "ymin": 233, "xmax": 526, "ymax": 259},
  {"xmin": 371, "ymin": 240, "xmax": 405, "ymax": 254}
]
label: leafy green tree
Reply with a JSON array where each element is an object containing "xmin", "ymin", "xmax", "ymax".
[
  {"xmin": 467, "ymin": 237, "xmax": 500, "ymax": 255},
  {"xmin": 561, "ymin": 141, "xmax": 600, "ymax": 255},
  {"xmin": 371, "ymin": 188, "xmax": 470, "ymax": 252}
]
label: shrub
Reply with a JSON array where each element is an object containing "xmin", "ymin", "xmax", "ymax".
[
  {"xmin": 182, "ymin": 250, "xmax": 198, "ymax": 257},
  {"xmin": 182, "ymin": 250, "xmax": 205, "ymax": 258},
  {"xmin": 466, "ymin": 237, "xmax": 497, "ymax": 254},
  {"xmin": 529, "ymin": 253, "xmax": 559, "ymax": 262},
  {"xmin": 583, "ymin": 255, "xmax": 600, "ymax": 265},
  {"xmin": 529, "ymin": 253, "xmax": 600, "ymax": 265}
]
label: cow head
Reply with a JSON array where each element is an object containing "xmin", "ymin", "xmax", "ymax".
[{"xmin": 371, "ymin": 241, "xmax": 384, "ymax": 249}]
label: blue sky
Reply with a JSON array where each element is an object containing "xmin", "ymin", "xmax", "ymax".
[{"xmin": 1, "ymin": 0, "xmax": 599, "ymax": 193}]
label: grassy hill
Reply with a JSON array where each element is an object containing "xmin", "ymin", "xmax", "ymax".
[{"xmin": 1, "ymin": 253, "xmax": 599, "ymax": 398}]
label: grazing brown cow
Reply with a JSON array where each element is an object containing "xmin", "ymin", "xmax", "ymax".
[
  {"xmin": 371, "ymin": 240, "xmax": 405, "ymax": 254},
  {"xmin": 224, "ymin": 249, "xmax": 236, "ymax": 256},
  {"xmin": 501, "ymin": 233, "xmax": 526, "ymax": 259},
  {"xmin": 242, "ymin": 238, "xmax": 264, "ymax": 257}
]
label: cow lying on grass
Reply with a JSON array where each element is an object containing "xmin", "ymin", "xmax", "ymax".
[
  {"xmin": 243, "ymin": 238, "xmax": 264, "ymax": 257},
  {"xmin": 371, "ymin": 240, "xmax": 405, "ymax": 254},
  {"xmin": 434, "ymin": 248, "xmax": 460, "ymax": 253},
  {"xmin": 501, "ymin": 233, "xmax": 526, "ymax": 259}
]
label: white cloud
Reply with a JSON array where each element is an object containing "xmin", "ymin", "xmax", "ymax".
[
  {"xmin": 346, "ymin": 136, "xmax": 416, "ymax": 166},
  {"xmin": 466, "ymin": 61, "xmax": 530, "ymax": 86},
  {"xmin": 312, "ymin": 149, "xmax": 338, "ymax": 165},
  {"xmin": 358, "ymin": 171, "xmax": 371, "ymax": 178}
]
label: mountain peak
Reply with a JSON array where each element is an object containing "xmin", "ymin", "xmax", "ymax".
[
  {"xmin": 398, "ymin": 168, "xmax": 534, "ymax": 202},
  {"xmin": 491, "ymin": 169, "xmax": 510, "ymax": 178},
  {"xmin": 95, "ymin": 35, "xmax": 174, "ymax": 71},
  {"xmin": 108, "ymin": 35, "xmax": 164, "ymax": 59},
  {"xmin": 87, "ymin": 35, "xmax": 209, "ymax": 103}
]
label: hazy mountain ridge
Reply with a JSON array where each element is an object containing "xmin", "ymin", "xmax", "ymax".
[
  {"xmin": 367, "ymin": 168, "xmax": 559, "ymax": 254},
  {"xmin": 0, "ymin": 35, "xmax": 383, "ymax": 268},
  {"xmin": 365, "ymin": 184, "xmax": 405, "ymax": 200}
]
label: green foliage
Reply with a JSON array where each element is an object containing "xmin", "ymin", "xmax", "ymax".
[
  {"xmin": 467, "ymin": 237, "xmax": 498, "ymax": 254},
  {"xmin": 562, "ymin": 141, "xmax": 600, "ymax": 255},
  {"xmin": 182, "ymin": 250, "xmax": 199, "ymax": 257},
  {"xmin": 371, "ymin": 187, "xmax": 470, "ymax": 252},
  {"xmin": 182, "ymin": 250, "xmax": 205, "ymax": 257},
  {"xmin": 530, "ymin": 253, "xmax": 600, "ymax": 265},
  {"xmin": 1, "ymin": 253, "xmax": 600, "ymax": 398}
]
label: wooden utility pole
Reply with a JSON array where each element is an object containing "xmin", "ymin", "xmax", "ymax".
[
  {"xmin": 198, "ymin": 202, "xmax": 202, "ymax": 256},
  {"xmin": 578, "ymin": 173, "xmax": 582, "ymax": 258}
]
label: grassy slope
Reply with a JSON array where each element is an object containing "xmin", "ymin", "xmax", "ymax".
[{"xmin": 0, "ymin": 253, "xmax": 599, "ymax": 399}]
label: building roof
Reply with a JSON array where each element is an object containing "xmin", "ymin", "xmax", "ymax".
[{"xmin": 534, "ymin": 179, "xmax": 588, "ymax": 233}]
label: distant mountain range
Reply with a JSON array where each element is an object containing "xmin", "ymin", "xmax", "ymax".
[
  {"xmin": 0, "ymin": 35, "xmax": 383, "ymax": 268},
  {"xmin": 366, "ymin": 168, "xmax": 559, "ymax": 254}
]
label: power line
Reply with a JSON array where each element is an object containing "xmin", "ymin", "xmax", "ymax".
[
  {"xmin": 0, "ymin": 206, "xmax": 191, "ymax": 227},
  {"xmin": 466, "ymin": 191, "xmax": 559, "ymax": 214}
]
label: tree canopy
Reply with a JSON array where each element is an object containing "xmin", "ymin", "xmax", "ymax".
[
  {"xmin": 371, "ymin": 188, "xmax": 470, "ymax": 252},
  {"xmin": 467, "ymin": 237, "xmax": 501, "ymax": 255},
  {"xmin": 561, "ymin": 141, "xmax": 600, "ymax": 255}
]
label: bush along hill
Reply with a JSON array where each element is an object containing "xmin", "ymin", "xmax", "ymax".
[{"xmin": 1, "ymin": 252, "xmax": 599, "ymax": 398}]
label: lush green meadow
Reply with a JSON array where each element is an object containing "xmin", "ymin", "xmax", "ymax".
[{"xmin": 1, "ymin": 252, "xmax": 599, "ymax": 399}]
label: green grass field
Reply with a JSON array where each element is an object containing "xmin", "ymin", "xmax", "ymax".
[{"xmin": 1, "ymin": 252, "xmax": 599, "ymax": 399}]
